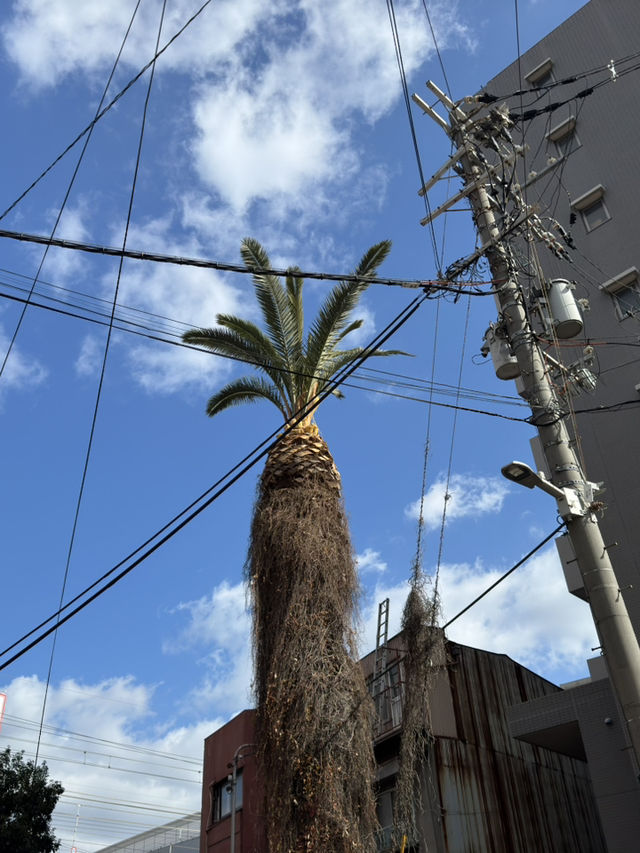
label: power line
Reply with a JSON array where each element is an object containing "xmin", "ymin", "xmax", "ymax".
[
  {"xmin": 2, "ymin": 713, "xmax": 200, "ymax": 764},
  {"xmin": 4, "ymin": 281, "xmax": 630, "ymax": 417},
  {"xmin": 3, "ymin": 733, "xmax": 200, "ymax": 772},
  {"xmin": 0, "ymin": 293, "xmax": 428, "ymax": 671},
  {"xmin": 10, "ymin": 746, "xmax": 200, "ymax": 785},
  {"xmin": 0, "ymin": 227, "xmax": 492, "ymax": 295},
  {"xmin": 433, "ymin": 295, "xmax": 472, "ymax": 597},
  {"xmin": 0, "ymin": 264, "xmax": 528, "ymax": 406},
  {"xmin": 0, "ymin": 288, "xmax": 528, "ymax": 416},
  {"xmin": 0, "ymin": 0, "xmax": 215, "ymax": 224},
  {"xmin": 442, "ymin": 522, "xmax": 565, "ymax": 630},
  {"xmin": 0, "ymin": 0, "xmax": 144, "ymax": 384},
  {"xmin": 33, "ymin": 0, "xmax": 169, "ymax": 772},
  {"xmin": 385, "ymin": 0, "xmax": 443, "ymax": 275},
  {"xmin": 477, "ymin": 49, "xmax": 640, "ymax": 106}
]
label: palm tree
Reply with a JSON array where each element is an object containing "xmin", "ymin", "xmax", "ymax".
[{"xmin": 184, "ymin": 237, "xmax": 402, "ymax": 853}]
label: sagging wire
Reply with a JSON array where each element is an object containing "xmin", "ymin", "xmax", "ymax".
[
  {"xmin": 0, "ymin": 292, "xmax": 429, "ymax": 671},
  {"xmin": 33, "ymin": 0, "xmax": 169, "ymax": 769}
]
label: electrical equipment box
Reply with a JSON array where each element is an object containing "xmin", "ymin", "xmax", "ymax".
[{"xmin": 548, "ymin": 279, "xmax": 583, "ymax": 338}]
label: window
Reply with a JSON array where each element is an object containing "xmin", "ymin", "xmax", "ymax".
[
  {"xmin": 525, "ymin": 57, "xmax": 554, "ymax": 88},
  {"xmin": 547, "ymin": 116, "xmax": 579, "ymax": 157},
  {"xmin": 208, "ymin": 769, "xmax": 243, "ymax": 826},
  {"xmin": 376, "ymin": 785, "xmax": 395, "ymax": 852},
  {"xmin": 601, "ymin": 267, "xmax": 640, "ymax": 319},
  {"xmin": 373, "ymin": 662, "xmax": 404, "ymax": 730},
  {"xmin": 571, "ymin": 184, "xmax": 610, "ymax": 232}
]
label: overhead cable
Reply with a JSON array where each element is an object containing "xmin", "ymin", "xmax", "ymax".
[
  {"xmin": 385, "ymin": 0, "xmax": 443, "ymax": 274},
  {"xmin": 0, "ymin": 288, "xmax": 529, "ymax": 419},
  {"xmin": 0, "ymin": 228, "xmax": 491, "ymax": 294},
  {"xmin": 0, "ymin": 0, "xmax": 214, "ymax": 223},
  {"xmin": 442, "ymin": 522, "xmax": 565, "ymax": 629},
  {"xmin": 0, "ymin": 0, "xmax": 143, "ymax": 383},
  {"xmin": 33, "ymin": 0, "xmax": 169, "ymax": 772},
  {"xmin": 476, "ymin": 49, "xmax": 640, "ymax": 105},
  {"xmin": 0, "ymin": 293, "xmax": 428, "ymax": 671}
]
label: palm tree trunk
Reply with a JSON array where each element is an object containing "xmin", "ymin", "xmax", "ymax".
[{"xmin": 248, "ymin": 423, "xmax": 377, "ymax": 853}]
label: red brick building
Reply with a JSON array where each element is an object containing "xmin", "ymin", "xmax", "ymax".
[{"xmin": 200, "ymin": 709, "xmax": 264, "ymax": 853}]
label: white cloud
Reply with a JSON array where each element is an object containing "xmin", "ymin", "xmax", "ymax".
[
  {"xmin": 190, "ymin": 0, "xmax": 458, "ymax": 215},
  {"xmin": 74, "ymin": 333, "xmax": 101, "ymax": 377},
  {"xmin": 438, "ymin": 548, "xmax": 598, "ymax": 680},
  {"xmin": 405, "ymin": 472, "xmax": 509, "ymax": 530},
  {"xmin": 165, "ymin": 580, "xmax": 253, "ymax": 716},
  {"xmin": 359, "ymin": 545, "xmax": 598, "ymax": 685},
  {"xmin": 3, "ymin": 0, "xmax": 471, "ymax": 222},
  {"xmin": 0, "ymin": 673, "xmax": 218, "ymax": 850},
  {"xmin": 356, "ymin": 548, "xmax": 388, "ymax": 575},
  {"xmin": 1, "ymin": 0, "xmax": 275, "ymax": 89},
  {"xmin": 0, "ymin": 322, "xmax": 48, "ymax": 396},
  {"xmin": 107, "ymin": 217, "xmax": 247, "ymax": 393}
]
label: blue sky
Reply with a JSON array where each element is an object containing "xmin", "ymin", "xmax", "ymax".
[{"xmin": 0, "ymin": 0, "xmax": 598, "ymax": 849}]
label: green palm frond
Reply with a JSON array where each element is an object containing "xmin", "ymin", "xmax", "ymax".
[
  {"xmin": 305, "ymin": 240, "xmax": 392, "ymax": 380},
  {"xmin": 352, "ymin": 240, "xmax": 392, "ymax": 279},
  {"xmin": 206, "ymin": 375, "xmax": 288, "ymax": 418},
  {"xmin": 285, "ymin": 268, "xmax": 304, "ymax": 371},
  {"xmin": 182, "ymin": 237, "xmax": 407, "ymax": 424},
  {"xmin": 240, "ymin": 239, "xmax": 299, "ymax": 402},
  {"xmin": 183, "ymin": 325, "xmax": 292, "ymax": 414},
  {"xmin": 336, "ymin": 319, "xmax": 364, "ymax": 342}
]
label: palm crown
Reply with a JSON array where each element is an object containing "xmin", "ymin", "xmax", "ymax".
[{"xmin": 183, "ymin": 238, "xmax": 405, "ymax": 425}]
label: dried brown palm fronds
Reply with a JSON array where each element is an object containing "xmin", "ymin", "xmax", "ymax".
[
  {"xmin": 248, "ymin": 428, "xmax": 377, "ymax": 853},
  {"xmin": 393, "ymin": 571, "xmax": 444, "ymax": 849}
]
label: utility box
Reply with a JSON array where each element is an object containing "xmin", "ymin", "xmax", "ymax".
[
  {"xmin": 548, "ymin": 279, "xmax": 583, "ymax": 339},
  {"xmin": 556, "ymin": 533, "xmax": 587, "ymax": 600}
]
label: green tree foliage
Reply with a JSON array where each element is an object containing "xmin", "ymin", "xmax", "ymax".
[{"xmin": 0, "ymin": 747, "xmax": 64, "ymax": 853}]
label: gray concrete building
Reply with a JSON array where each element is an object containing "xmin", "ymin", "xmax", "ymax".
[{"xmin": 481, "ymin": 1, "xmax": 640, "ymax": 848}]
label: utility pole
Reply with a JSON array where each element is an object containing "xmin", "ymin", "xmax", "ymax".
[{"xmin": 414, "ymin": 81, "xmax": 640, "ymax": 767}]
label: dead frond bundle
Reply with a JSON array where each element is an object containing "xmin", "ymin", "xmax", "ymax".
[
  {"xmin": 393, "ymin": 572, "xmax": 444, "ymax": 848},
  {"xmin": 248, "ymin": 428, "xmax": 377, "ymax": 853}
]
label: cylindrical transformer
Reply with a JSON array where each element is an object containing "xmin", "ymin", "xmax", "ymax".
[
  {"xmin": 484, "ymin": 326, "xmax": 520, "ymax": 380},
  {"xmin": 548, "ymin": 279, "xmax": 583, "ymax": 338}
]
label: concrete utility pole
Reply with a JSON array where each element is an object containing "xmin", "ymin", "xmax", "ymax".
[
  {"xmin": 227, "ymin": 743, "xmax": 254, "ymax": 853},
  {"xmin": 415, "ymin": 81, "xmax": 640, "ymax": 768}
]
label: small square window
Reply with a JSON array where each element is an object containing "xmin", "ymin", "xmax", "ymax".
[
  {"xmin": 612, "ymin": 284, "xmax": 640, "ymax": 319},
  {"xmin": 554, "ymin": 129, "xmax": 579, "ymax": 157},
  {"xmin": 532, "ymin": 68, "xmax": 554, "ymax": 89},
  {"xmin": 581, "ymin": 197, "xmax": 610, "ymax": 231},
  {"xmin": 525, "ymin": 57, "xmax": 554, "ymax": 89},
  {"xmin": 571, "ymin": 184, "xmax": 610, "ymax": 233},
  {"xmin": 600, "ymin": 267, "xmax": 640, "ymax": 320},
  {"xmin": 547, "ymin": 116, "xmax": 579, "ymax": 158}
]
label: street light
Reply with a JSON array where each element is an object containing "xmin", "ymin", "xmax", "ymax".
[
  {"xmin": 501, "ymin": 461, "xmax": 565, "ymax": 498},
  {"xmin": 501, "ymin": 460, "xmax": 584, "ymax": 518}
]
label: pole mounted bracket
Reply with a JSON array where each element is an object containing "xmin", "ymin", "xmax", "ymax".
[{"xmin": 556, "ymin": 487, "xmax": 585, "ymax": 519}]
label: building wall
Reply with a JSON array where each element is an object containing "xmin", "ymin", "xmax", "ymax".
[
  {"xmin": 434, "ymin": 643, "xmax": 604, "ymax": 852},
  {"xmin": 206, "ymin": 638, "xmax": 604, "ymax": 852},
  {"xmin": 200, "ymin": 710, "xmax": 264, "ymax": 853},
  {"xmin": 483, "ymin": 0, "xmax": 640, "ymax": 632},
  {"xmin": 482, "ymin": 2, "xmax": 640, "ymax": 848}
]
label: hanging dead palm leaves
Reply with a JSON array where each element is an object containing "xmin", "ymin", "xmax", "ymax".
[{"xmin": 183, "ymin": 238, "xmax": 406, "ymax": 852}]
